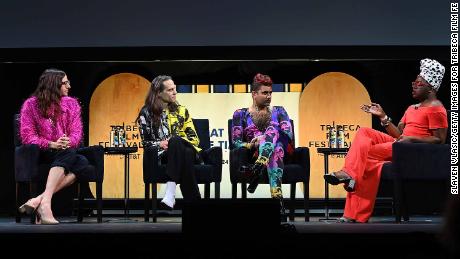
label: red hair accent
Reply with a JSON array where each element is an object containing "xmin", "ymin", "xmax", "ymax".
[{"xmin": 251, "ymin": 73, "xmax": 272, "ymax": 91}]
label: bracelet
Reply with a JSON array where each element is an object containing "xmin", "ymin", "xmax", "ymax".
[{"xmin": 380, "ymin": 115, "xmax": 392, "ymax": 127}]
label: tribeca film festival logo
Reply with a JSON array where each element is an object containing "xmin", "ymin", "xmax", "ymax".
[
  {"xmin": 451, "ymin": 2, "xmax": 459, "ymax": 195},
  {"xmin": 98, "ymin": 123, "xmax": 142, "ymax": 159},
  {"xmin": 308, "ymin": 122, "xmax": 361, "ymax": 158}
]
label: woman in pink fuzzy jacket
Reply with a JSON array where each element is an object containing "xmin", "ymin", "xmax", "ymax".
[{"xmin": 18, "ymin": 68, "xmax": 87, "ymax": 225}]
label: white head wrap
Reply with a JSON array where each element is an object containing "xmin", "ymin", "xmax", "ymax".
[{"xmin": 419, "ymin": 58, "xmax": 445, "ymax": 91}]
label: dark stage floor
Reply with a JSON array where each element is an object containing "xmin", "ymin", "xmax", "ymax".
[
  {"xmin": 0, "ymin": 215, "xmax": 453, "ymax": 259},
  {"xmin": 0, "ymin": 215, "xmax": 443, "ymax": 232}
]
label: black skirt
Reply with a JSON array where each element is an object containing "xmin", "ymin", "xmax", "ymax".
[{"xmin": 40, "ymin": 148, "xmax": 89, "ymax": 179}]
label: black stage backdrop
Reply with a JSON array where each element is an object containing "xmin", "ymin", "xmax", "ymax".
[
  {"xmin": 0, "ymin": 1, "xmax": 447, "ymax": 48},
  {"xmin": 0, "ymin": 46, "xmax": 450, "ymax": 214}
]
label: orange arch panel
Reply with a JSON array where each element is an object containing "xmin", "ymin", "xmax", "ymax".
[
  {"xmin": 299, "ymin": 72, "xmax": 372, "ymax": 198},
  {"xmin": 89, "ymin": 73, "xmax": 150, "ymax": 198}
]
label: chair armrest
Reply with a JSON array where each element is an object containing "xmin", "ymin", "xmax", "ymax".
[
  {"xmin": 77, "ymin": 145, "xmax": 105, "ymax": 182},
  {"xmin": 392, "ymin": 142, "xmax": 450, "ymax": 180},
  {"xmin": 143, "ymin": 145, "xmax": 159, "ymax": 183},
  {"xmin": 15, "ymin": 144, "xmax": 40, "ymax": 181},
  {"xmin": 201, "ymin": 146, "xmax": 223, "ymax": 182}
]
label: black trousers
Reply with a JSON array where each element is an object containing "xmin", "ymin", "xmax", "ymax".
[{"xmin": 161, "ymin": 136, "xmax": 202, "ymax": 201}]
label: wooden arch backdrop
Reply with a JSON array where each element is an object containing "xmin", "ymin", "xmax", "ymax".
[
  {"xmin": 299, "ymin": 72, "xmax": 372, "ymax": 198},
  {"xmin": 89, "ymin": 73, "xmax": 150, "ymax": 198}
]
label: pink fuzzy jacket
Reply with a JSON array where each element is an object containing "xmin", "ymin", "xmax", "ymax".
[{"xmin": 19, "ymin": 96, "xmax": 83, "ymax": 149}]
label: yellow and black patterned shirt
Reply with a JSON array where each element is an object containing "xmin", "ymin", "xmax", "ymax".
[{"xmin": 138, "ymin": 105, "xmax": 201, "ymax": 157}]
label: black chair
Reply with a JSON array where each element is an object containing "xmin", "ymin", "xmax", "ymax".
[
  {"xmin": 379, "ymin": 142, "xmax": 450, "ymax": 222},
  {"xmin": 14, "ymin": 114, "xmax": 104, "ymax": 223},
  {"xmin": 228, "ymin": 119, "xmax": 310, "ymax": 222},
  {"xmin": 143, "ymin": 119, "xmax": 223, "ymax": 222}
]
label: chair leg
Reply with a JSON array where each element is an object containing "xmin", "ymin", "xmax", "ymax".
[
  {"xmin": 144, "ymin": 183, "xmax": 150, "ymax": 222},
  {"xmin": 289, "ymin": 183, "xmax": 296, "ymax": 222},
  {"xmin": 29, "ymin": 183, "xmax": 37, "ymax": 224},
  {"xmin": 401, "ymin": 184, "xmax": 409, "ymax": 222},
  {"xmin": 393, "ymin": 178, "xmax": 403, "ymax": 223},
  {"xmin": 402, "ymin": 210, "xmax": 410, "ymax": 221},
  {"xmin": 231, "ymin": 184, "xmax": 237, "ymax": 199},
  {"xmin": 204, "ymin": 183, "xmax": 210, "ymax": 199},
  {"xmin": 16, "ymin": 183, "xmax": 21, "ymax": 223},
  {"xmin": 303, "ymin": 181, "xmax": 309, "ymax": 222},
  {"xmin": 152, "ymin": 183, "xmax": 158, "ymax": 223},
  {"xmin": 215, "ymin": 183, "xmax": 220, "ymax": 199},
  {"xmin": 77, "ymin": 183, "xmax": 83, "ymax": 222},
  {"xmin": 96, "ymin": 182, "xmax": 102, "ymax": 223},
  {"xmin": 241, "ymin": 183, "xmax": 247, "ymax": 199},
  {"xmin": 392, "ymin": 201, "xmax": 402, "ymax": 223}
]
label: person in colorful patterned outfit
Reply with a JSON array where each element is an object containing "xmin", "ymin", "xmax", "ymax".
[
  {"xmin": 231, "ymin": 73, "xmax": 294, "ymax": 220},
  {"xmin": 137, "ymin": 75, "xmax": 202, "ymax": 209},
  {"xmin": 324, "ymin": 58, "xmax": 448, "ymax": 223},
  {"xmin": 18, "ymin": 68, "xmax": 86, "ymax": 224}
]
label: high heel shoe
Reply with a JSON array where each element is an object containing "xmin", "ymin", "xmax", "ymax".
[
  {"xmin": 36, "ymin": 205, "xmax": 59, "ymax": 225},
  {"xmin": 336, "ymin": 216, "xmax": 356, "ymax": 223},
  {"xmin": 278, "ymin": 198, "xmax": 287, "ymax": 223},
  {"xmin": 323, "ymin": 171, "xmax": 356, "ymax": 192},
  {"xmin": 242, "ymin": 163, "xmax": 264, "ymax": 193},
  {"xmin": 239, "ymin": 164, "xmax": 255, "ymax": 179},
  {"xmin": 35, "ymin": 214, "xmax": 41, "ymax": 225},
  {"xmin": 18, "ymin": 199, "xmax": 39, "ymax": 215},
  {"xmin": 343, "ymin": 180, "xmax": 356, "ymax": 192}
]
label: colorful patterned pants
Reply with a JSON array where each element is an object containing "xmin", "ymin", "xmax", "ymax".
[{"xmin": 255, "ymin": 126, "xmax": 285, "ymax": 199}]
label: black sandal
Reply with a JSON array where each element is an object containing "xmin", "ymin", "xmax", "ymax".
[
  {"xmin": 240, "ymin": 163, "xmax": 265, "ymax": 193},
  {"xmin": 336, "ymin": 217, "xmax": 356, "ymax": 223},
  {"xmin": 343, "ymin": 179, "xmax": 356, "ymax": 192},
  {"xmin": 324, "ymin": 172, "xmax": 356, "ymax": 192}
]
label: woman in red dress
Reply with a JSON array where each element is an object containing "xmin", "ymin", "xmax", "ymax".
[{"xmin": 324, "ymin": 58, "xmax": 448, "ymax": 223}]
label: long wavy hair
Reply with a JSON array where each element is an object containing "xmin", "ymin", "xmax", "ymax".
[
  {"xmin": 33, "ymin": 68, "xmax": 66, "ymax": 119},
  {"xmin": 142, "ymin": 75, "xmax": 178, "ymax": 128}
]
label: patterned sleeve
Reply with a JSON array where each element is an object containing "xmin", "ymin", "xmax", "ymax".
[
  {"xmin": 67, "ymin": 98, "xmax": 83, "ymax": 148},
  {"xmin": 182, "ymin": 107, "xmax": 200, "ymax": 148},
  {"xmin": 137, "ymin": 107, "xmax": 161, "ymax": 148},
  {"xmin": 232, "ymin": 109, "xmax": 250, "ymax": 149},
  {"xmin": 19, "ymin": 98, "xmax": 50, "ymax": 149},
  {"xmin": 277, "ymin": 106, "xmax": 293, "ymax": 141}
]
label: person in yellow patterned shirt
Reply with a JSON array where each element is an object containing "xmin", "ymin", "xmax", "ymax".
[{"xmin": 137, "ymin": 75, "xmax": 201, "ymax": 209}]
